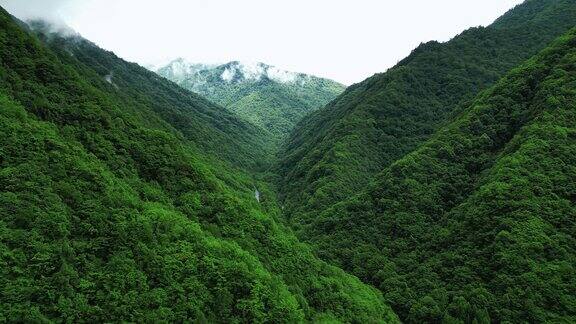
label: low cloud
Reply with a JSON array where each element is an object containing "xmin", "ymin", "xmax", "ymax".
[
  {"xmin": 0, "ymin": 0, "xmax": 81, "ymax": 38},
  {"xmin": 0, "ymin": 0, "xmax": 74, "ymax": 21}
]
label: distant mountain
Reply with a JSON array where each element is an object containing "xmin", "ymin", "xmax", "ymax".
[{"xmin": 154, "ymin": 60, "xmax": 345, "ymax": 141}]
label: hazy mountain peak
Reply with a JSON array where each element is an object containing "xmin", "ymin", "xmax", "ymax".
[
  {"xmin": 155, "ymin": 58, "xmax": 216, "ymax": 83},
  {"xmin": 156, "ymin": 59, "xmax": 313, "ymax": 85},
  {"xmin": 154, "ymin": 59, "xmax": 345, "ymax": 140}
]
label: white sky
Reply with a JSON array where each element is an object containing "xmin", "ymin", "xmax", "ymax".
[{"xmin": 1, "ymin": 0, "xmax": 524, "ymax": 84}]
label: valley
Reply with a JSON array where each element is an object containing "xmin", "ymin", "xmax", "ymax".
[{"xmin": 1, "ymin": 0, "xmax": 576, "ymax": 322}]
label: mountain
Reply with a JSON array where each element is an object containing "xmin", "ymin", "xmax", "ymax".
[
  {"xmin": 300, "ymin": 27, "xmax": 576, "ymax": 322},
  {"xmin": 3, "ymin": 0, "xmax": 576, "ymax": 322},
  {"xmin": 154, "ymin": 60, "xmax": 345, "ymax": 141},
  {"xmin": 277, "ymin": 0, "xmax": 576, "ymax": 229},
  {"xmin": 275, "ymin": 0, "xmax": 576, "ymax": 322},
  {"xmin": 0, "ymin": 9, "xmax": 398, "ymax": 323}
]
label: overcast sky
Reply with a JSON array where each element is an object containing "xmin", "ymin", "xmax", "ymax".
[{"xmin": 1, "ymin": 0, "xmax": 524, "ymax": 84}]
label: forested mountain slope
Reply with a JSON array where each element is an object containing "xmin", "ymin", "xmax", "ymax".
[
  {"xmin": 0, "ymin": 9, "xmax": 398, "ymax": 322},
  {"xmin": 296, "ymin": 27, "xmax": 576, "ymax": 323},
  {"xmin": 277, "ymin": 0, "xmax": 576, "ymax": 228},
  {"xmin": 28, "ymin": 21, "xmax": 273, "ymax": 172},
  {"xmin": 155, "ymin": 60, "xmax": 345, "ymax": 142}
]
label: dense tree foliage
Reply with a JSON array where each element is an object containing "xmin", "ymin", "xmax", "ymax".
[
  {"xmin": 0, "ymin": 9, "xmax": 399, "ymax": 322},
  {"xmin": 292, "ymin": 26, "xmax": 576, "ymax": 323},
  {"xmin": 28, "ymin": 21, "xmax": 274, "ymax": 173},
  {"xmin": 274, "ymin": 0, "xmax": 576, "ymax": 322},
  {"xmin": 277, "ymin": 0, "xmax": 576, "ymax": 230},
  {"xmin": 156, "ymin": 61, "xmax": 345, "ymax": 143},
  {"xmin": 2, "ymin": 0, "xmax": 576, "ymax": 322}
]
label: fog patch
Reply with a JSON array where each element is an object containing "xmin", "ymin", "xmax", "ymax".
[
  {"xmin": 254, "ymin": 188, "xmax": 260, "ymax": 203},
  {"xmin": 104, "ymin": 72, "xmax": 119, "ymax": 89},
  {"xmin": 0, "ymin": 0, "xmax": 76, "ymax": 22},
  {"xmin": 27, "ymin": 19, "xmax": 80, "ymax": 39},
  {"xmin": 2, "ymin": 0, "xmax": 82, "ymax": 41},
  {"xmin": 221, "ymin": 67, "xmax": 236, "ymax": 82}
]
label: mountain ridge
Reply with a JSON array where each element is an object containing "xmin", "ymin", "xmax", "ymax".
[
  {"xmin": 304, "ymin": 27, "xmax": 576, "ymax": 322},
  {"xmin": 276, "ymin": 0, "xmax": 576, "ymax": 321},
  {"xmin": 154, "ymin": 59, "xmax": 346, "ymax": 141},
  {"xmin": 1, "ymin": 0, "xmax": 576, "ymax": 323},
  {"xmin": 277, "ymin": 0, "xmax": 576, "ymax": 227}
]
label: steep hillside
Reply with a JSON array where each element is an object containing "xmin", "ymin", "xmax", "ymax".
[
  {"xmin": 293, "ymin": 26, "xmax": 576, "ymax": 323},
  {"xmin": 155, "ymin": 60, "xmax": 345, "ymax": 141},
  {"xmin": 0, "ymin": 9, "xmax": 398, "ymax": 322},
  {"xmin": 28, "ymin": 21, "xmax": 273, "ymax": 173},
  {"xmin": 277, "ymin": 0, "xmax": 576, "ymax": 228}
]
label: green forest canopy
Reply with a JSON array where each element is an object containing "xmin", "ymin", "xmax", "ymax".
[
  {"xmin": 285, "ymin": 22, "xmax": 576, "ymax": 324},
  {"xmin": 0, "ymin": 8, "xmax": 398, "ymax": 323},
  {"xmin": 1, "ymin": 0, "xmax": 576, "ymax": 323}
]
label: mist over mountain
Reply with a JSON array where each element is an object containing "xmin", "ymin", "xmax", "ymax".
[{"xmin": 154, "ymin": 59, "xmax": 345, "ymax": 141}]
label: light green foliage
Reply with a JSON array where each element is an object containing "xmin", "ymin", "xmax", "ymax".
[{"xmin": 156, "ymin": 61, "xmax": 345, "ymax": 142}]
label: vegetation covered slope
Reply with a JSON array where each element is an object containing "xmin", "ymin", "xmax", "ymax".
[
  {"xmin": 28, "ymin": 22, "xmax": 274, "ymax": 173},
  {"xmin": 296, "ymin": 27, "xmax": 576, "ymax": 323},
  {"xmin": 155, "ymin": 60, "xmax": 345, "ymax": 142},
  {"xmin": 277, "ymin": 0, "xmax": 576, "ymax": 228},
  {"xmin": 0, "ymin": 9, "xmax": 398, "ymax": 322}
]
